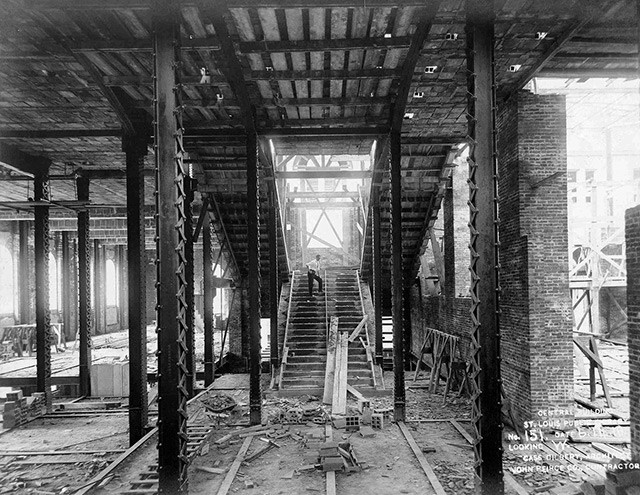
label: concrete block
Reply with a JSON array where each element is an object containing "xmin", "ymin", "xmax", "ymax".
[
  {"xmin": 3, "ymin": 401, "xmax": 17, "ymax": 412},
  {"xmin": 6, "ymin": 390, "xmax": 23, "ymax": 402},
  {"xmin": 581, "ymin": 479, "xmax": 605, "ymax": 495},
  {"xmin": 361, "ymin": 406, "xmax": 372, "ymax": 425},
  {"xmin": 333, "ymin": 418, "xmax": 346, "ymax": 429},
  {"xmin": 322, "ymin": 456, "xmax": 343, "ymax": 472},
  {"xmin": 371, "ymin": 413, "xmax": 384, "ymax": 429},
  {"xmin": 345, "ymin": 416, "xmax": 360, "ymax": 431},
  {"xmin": 358, "ymin": 399, "xmax": 371, "ymax": 413},
  {"xmin": 359, "ymin": 426, "xmax": 376, "ymax": 438}
]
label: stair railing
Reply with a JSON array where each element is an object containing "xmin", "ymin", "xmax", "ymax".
[
  {"xmin": 278, "ymin": 271, "xmax": 296, "ymax": 389},
  {"xmin": 356, "ymin": 269, "xmax": 378, "ymax": 388},
  {"xmin": 324, "ymin": 269, "xmax": 329, "ymax": 340}
]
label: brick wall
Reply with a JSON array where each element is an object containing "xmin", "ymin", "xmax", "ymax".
[
  {"xmin": 625, "ymin": 205, "xmax": 640, "ymax": 461},
  {"xmin": 497, "ymin": 91, "xmax": 573, "ymax": 422}
]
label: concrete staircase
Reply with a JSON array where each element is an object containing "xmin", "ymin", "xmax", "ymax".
[
  {"xmin": 326, "ymin": 269, "xmax": 375, "ymax": 389},
  {"xmin": 279, "ymin": 271, "xmax": 327, "ymax": 390}
]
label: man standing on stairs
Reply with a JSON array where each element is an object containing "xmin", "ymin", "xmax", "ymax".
[{"xmin": 306, "ymin": 254, "xmax": 324, "ymax": 298}]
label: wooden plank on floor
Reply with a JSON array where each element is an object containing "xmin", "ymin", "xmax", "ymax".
[
  {"xmin": 504, "ymin": 471, "xmax": 529, "ymax": 495},
  {"xmin": 323, "ymin": 316, "xmax": 339, "ymax": 405},
  {"xmin": 449, "ymin": 420, "xmax": 474, "ymax": 445},
  {"xmin": 593, "ymin": 442, "xmax": 630, "ymax": 461},
  {"xmin": 397, "ymin": 421, "xmax": 446, "ymax": 495},
  {"xmin": 74, "ymin": 427, "xmax": 158, "ymax": 495},
  {"xmin": 216, "ymin": 436, "xmax": 253, "ymax": 495},
  {"xmin": 332, "ymin": 331, "xmax": 348, "ymax": 415},
  {"xmin": 325, "ymin": 423, "xmax": 336, "ymax": 495}
]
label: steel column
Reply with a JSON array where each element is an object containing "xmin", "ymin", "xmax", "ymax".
[
  {"xmin": 269, "ymin": 188, "xmax": 279, "ymax": 371},
  {"xmin": 372, "ymin": 204, "xmax": 383, "ymax": 365},
  {"xmin": 118, "ymin": 246, "xmax": 128, "ymax": 330},
  {"xmin": 247, "ymin": 132, "xmax": 262, "ymax": 425},
  {"xmin": 185, "ymin": 178, "xmax": 196, "ymax": 398},
  {"xmin": 34, "ymin": 173, "xmax": 52, "ymax": 410},
  {"xmin": 18, "ymin": 221, "xmax": 31, "ymax": 324},
  {"xmin": 124, "ymin": 135, "xmax": 148, "ymax": 445},
  {"xmin": 154, "ymin": 1, "xmax": 189, "ymax": 489},
  {"xmin": 466, "ymin": 0, "xmax": 504, "ymax": 492},
  {"xmin": 403, "ymin": 285, "xmax": 412, "ymax": 371},
  {"xmin": 77, "ymin": 177, "xmax": 92, "ymax": 397},
  {"xmin": 93, "ymin": 240, "xmax": 104, "ymax": 335},
  {"xmin": 443, "ymin": 179, "xmax": 455, "ymax": 300},
  {"xmin": 390, "ymin": 131, "xmax": 405, "ymax": 421},
  {"xmin": 203, "ymin": 216, "xmax": 215, "ymax": 386},
  {"xmin": 61, "ymin": 232, "xmax": 72, "ymax": 346}
]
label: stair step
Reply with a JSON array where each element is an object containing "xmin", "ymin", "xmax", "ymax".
[{"xmin": 287, "ymin": 356, "xmax": 327, "ymax": 364}]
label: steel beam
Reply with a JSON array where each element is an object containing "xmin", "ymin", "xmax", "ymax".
[
  {"xmin": 124, "ymin": 135, "xmax": 148, "ymax": 445},
  {"xmin": 203, "ymin": 216, "xmax": 215, "ymax": 386},
  {"xmin": 18, "ymin": 221, "xmax": 31, "ymax": 324},
  {"xmin": 77, "ymin": 177, "xmax": 92, "ymax": 397},
  {"xmin": 390, "ymin": 132, "xmax": 405, "ymax": 422},
  {"xmin": 269, "ymin": 188, "xmax": 279, "ymax": 371},
  {"xmin": 34, "ymin": 173, "xmax": 52, "ymax": 410},
  {"xmin": 466, "ymin": 1, "xmax": 503, "ymax": 493},
  {"xmin": 154, "ymin": 1, "xmax": 189, "ymax": 490},
  {"xmin": 443, "ymin": 179, "xmax": 455, "ymax": 300},
  {"xmin": 247, "ymin": 132, "xmax": 262, "ymax": 425},
  {"xmin": 372, "ymin": 205, "xmax": 383, "ymax": 365}
]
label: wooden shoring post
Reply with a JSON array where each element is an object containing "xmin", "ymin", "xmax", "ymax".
[
  {"xmin": 34, "ymin": 171, "xmax": 52, "ymax": 411},
  {"xmin": 18, "ymin": 220, "xmax": 30, "ymax": 324},
  {"xmin": 247, "ymin": 131, "xmax": 262, "ymax": 426},
  {"xmin": 203, "ymin": 215, "xmax": 215, "ymax": 386},
  {"xmin": 466, "ymin": 0, "xmax": 504, "ymax": 493},
  {"xmin": 61, "ymin": 231, "xmax": 72, "ymax": 346},
  {"xmin": 185, "ymin": 177, "xmax": 196, "ymax": 398},
  {"xmin": 269, "ymin": 186, "xmax": 279, "ymax": 371},
  {"xmin": 153, "ymin": 0, "xmax": 189, "ymax": 490},
  {"xmin": 124, "ymin": 134, "xmax": 148, "ymax": 445},
  {"xmin": 390, "ymin": 131, "xmax": 405, "ymax": 422},
  {"xmin": 372, "ymin": 204, "xmax": 383, "ymax": 365},
  {"xmin": 76, "ymin": 176, "xmax": 92, "ymax": 398}
]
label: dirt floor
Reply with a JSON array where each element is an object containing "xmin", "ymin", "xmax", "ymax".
[{"xmin": 0, "ymin": 337, "xmax": 632, "ymax": 494}]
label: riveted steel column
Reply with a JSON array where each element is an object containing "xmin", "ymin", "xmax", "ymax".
[
  {"xmin": 93, "ymin": 240, "xmax": 104, "ymax": 335},
  {"xmin": 372, "ymin": 204, "xmax": 383, "ymax": 365},
  {"xmin": 18, "ymin": 221, "xmax": 31, "ymax": 324},
  {"xmin": 203, "ymin": 216, "xmax": 215, "ymax": 386},
  {"xmin": 124, "ymin": 134, "xmax": 148, "ymax": 445},
  {"xmin": 185, "ymin": 178, "xmax": 196, "ymax": 398},
  {"xmin": 390, "ymin": 131, "xmax": 405, "ymax": 421},
  {"xmin": 34, "ymin": 173, "xmax": 52, "ymax": 410},
  {"xmin": 403, "ymin": 285, "xmax": 412, "ymax": 371},
  {"xmin": 154, "ymin": 0, "xmax": 189, "ymax": 489},
  {"xmin": 466, "ymin": 0, "xmax": 503, "ymax": 492},
  {"xmin": 61, "ymin": 232, "xmax": 72, "ymax": 347},
  {"xmin": 269, "ymin": 187, "xmax": 279, "ymax": 371},
  {"xmin": 77, "ymin": 177, "xmax": 92, "ymax": 398},
  {"xmin": 247, "ymin": 132, "xmax": 262, "ymax": 426}
]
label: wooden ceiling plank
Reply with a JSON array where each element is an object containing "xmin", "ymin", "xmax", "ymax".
[
  {"xmin": 229, "ymin": 8, "xmax": 257, "ymax": 41},
  {"xmin": 330, "ymin": 8, "xmax": 349, "ymax": 110},
  {"xmin": 507, "ymin": 0, "xmax": 629, "ymax": 94},
  {"xmin": 209, "ymin": 2, "xmax": 256, "ymax": 134},
  {"xmin": 390, "ymin": 3, "xmax": 441, "ymax": 133},
  {"xmin": 182, "ymin": 5, "xmax": 208, "ymax": 38},
  {"xmin": 308, "ymin": 7, "xmax": 325, "ymax": 118},
  {"xmin": 114, "ymin": 9, "xmax": 150, "ymax": 38}
]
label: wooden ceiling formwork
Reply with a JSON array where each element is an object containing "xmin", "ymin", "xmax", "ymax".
[{"xmin": 0, "ymin": 0, "xmax": 636, "ymax": 291}]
